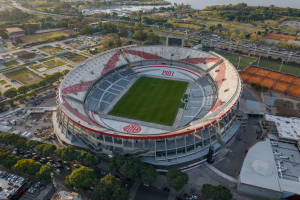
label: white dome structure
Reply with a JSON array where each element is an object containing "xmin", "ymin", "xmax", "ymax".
[{"xmin": 252, "ymin": 160, "xmax": 273, "ymax": 176}]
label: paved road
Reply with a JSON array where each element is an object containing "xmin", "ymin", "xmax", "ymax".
[{"xmin": 134, "ymin": 184, "xmax": 170, "ymax": 200}]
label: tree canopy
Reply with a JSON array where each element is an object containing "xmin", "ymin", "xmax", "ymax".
[
  {"xmin": 94, "ymin": 175, "xmax": 129, "ymax": 200},
  {"xmin": 43, "ymin": 144, "xmax": 57, "ymax": 156},
  {"xmin": 36, "ymin": 164, "xmax": 53, "ymax": 180},
  {"xmin": 201, "ymin": 184, "xmax": 233, "ymax": 200},
  {"xmin": 166, "ymin": 168, "xmax": 189, "ymax": 191},
  {"xmin": 27, "ymin": 140, "xmax": 38, "ymax": 150},
  {"xmin": 67, "ymin": 167, "xmax": 95, "ymax": 189}
]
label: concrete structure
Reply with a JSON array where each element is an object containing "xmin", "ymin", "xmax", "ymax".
[
  {"xmin": 265, "ymin": 114, "xmax": 300, "ymax": 142},
  {"xmin": 239, "ymin": 98, "xmax": 269, "ymax": 115},
  {"xmin": 238, "ymin": 139, "xmax": 300, "ymax": 199},
  {"xmin": 52, "ymin": 191, "xmax": 81, "ymax": 200},
  {"xmin": 4, "ymin": 27, "xmax": 25, "ymax": 38},
  {"xmin": 54, "ymin": 45, "xmax": 243, "ymax": 171}
]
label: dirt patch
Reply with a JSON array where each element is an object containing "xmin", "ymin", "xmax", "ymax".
[
  {"xmin": 264, "ymin": 33, "xmax": 297, "ymax": 40},
  {"xmin": 12, "ymin": 51, "xmax": 37, "ymax": 61}
]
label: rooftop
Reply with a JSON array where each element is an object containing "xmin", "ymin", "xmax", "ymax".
[
  {"xmin": 5, "ymin": 27, "xmax": 24, "ymax": 33},
  {"xmin": 265, "ymin": 114, "xmax": 300, "ymax": 141},
  {"xmin": 239, "ymin": 138, "xmax": 300, "ymax": 195}
]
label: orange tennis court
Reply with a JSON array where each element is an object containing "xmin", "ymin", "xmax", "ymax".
[
  {"xmin": 272, "ymin": 82, "xmax": 290, "ymax": 93},
  {"xmin": 266, "ymin": 71, "xmax": 282, "ymax": 80},
  {"xmin": 243, "ymin": 66, "xmax": 259, "ymax": 74},
  {"xmin": 279, "ymin": 74, "xmax": 295, "ymax": 84},
  {"xmin": 253, "ymin": 68, "xmax": 270, "ymax": 77},
  {"xmin": 260, "ymin": 79, "xmax": 275, "ymax": 88},
  {"xmin": 247, "ymin": 76, "xmax": 262, "ymax": 84}
]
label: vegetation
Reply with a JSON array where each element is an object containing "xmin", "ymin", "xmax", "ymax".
[
  {"xmin": 5, "ymin": 69, "xmax": 43, "ymax": 86},
  {"xmin": 166, "ymin": 168, "xmax": 189, "ymax": 191},
  {"xmin": 35, "ymin": 164, "xmax": 53, "ymax": 180},
  {"xmin": 95, "ymin": 175, "xmax": 129, "ymax": 200},
  {"xmin": 64, "ymin": 167, "xmax": 95, "ymax": 189},
  {"xmin": 250, "ymin": 83, "xmax": 268, "ymax": 91},
  {"xmin": 201, "ymin": 184, "xmax": 233, "ymax": 200},
  {"xmin": 274, "ymin": 99, "xmax": 299, "ymax": 117},
  {"xmin": 109, "ymin": 155, "xmax": 158, "ymax": 185}
]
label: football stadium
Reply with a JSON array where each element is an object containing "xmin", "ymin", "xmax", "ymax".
[{"xmin": 54, "ymin": 45, "xmax": 244, "ymax": 171}]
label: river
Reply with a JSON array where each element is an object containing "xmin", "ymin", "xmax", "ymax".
[{"xmin": 167, "ymin": 0, "xmax": 300, "ymax": 9}]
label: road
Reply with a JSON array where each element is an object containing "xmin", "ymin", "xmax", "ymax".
[{"xmin": 202, "ymin": 39, "xmax": 300, "ymax": 63}]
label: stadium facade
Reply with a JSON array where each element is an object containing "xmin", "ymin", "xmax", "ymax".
[{"xmin": 54, "ymin": 45, "xmax": 245, "ymax": 171}]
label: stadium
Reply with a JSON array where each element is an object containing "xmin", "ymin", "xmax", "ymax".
[{"xmin": 54, "ymin": 44, "xmax": 244, "ymax": 172}]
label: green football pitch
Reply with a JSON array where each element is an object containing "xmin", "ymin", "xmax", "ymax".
[{"xmin": 108, "ymin": 77, "xmax": 188, "ymax": 126}]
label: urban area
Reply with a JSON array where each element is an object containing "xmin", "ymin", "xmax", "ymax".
[{"xmin": 0, "ymin": 0, "xmax": 300, "ymax": 200}]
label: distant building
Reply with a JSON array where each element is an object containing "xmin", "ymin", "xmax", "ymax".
[{"xmin": 4, "ymin": 27, "xmax": 25, "ymax": 38}]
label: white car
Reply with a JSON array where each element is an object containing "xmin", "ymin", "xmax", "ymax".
[
  {"xmin": 56, "ymin": 169, "xmax": 61, "ymax": 173},
  {"xmin": 50, "ymin": 172, "xmax": 54, "ymax": 177},
  {"xmin": 52, "ymin": 164, "xmax": 57, "ymax": 167}
]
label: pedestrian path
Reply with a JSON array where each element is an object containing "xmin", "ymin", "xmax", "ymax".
[{"xmin": 129, "ymin": 180, "xmax": 140, "ymax": 200}]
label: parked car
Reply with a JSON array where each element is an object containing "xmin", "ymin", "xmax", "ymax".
[
  {"xmin": 74, "ymin": 164, "xmax": 79, "ymax": 168},
  {"xmin": 56, "ymin": 169, "xmax": 61, "ymax": 173},
  {"xmin": 63, "ymin": 161, "xmax": 68, "ymax": 164},
  {"xmin": 34, "ymin": 182, "xmax": 41, "ymax": 188}
]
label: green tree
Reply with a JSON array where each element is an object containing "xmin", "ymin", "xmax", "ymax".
[
  {"xmin": 107, "ymin": 39, "xmax": 114, "ymax": 47},
  {"xmin": 95, "ymin": 175, "xmax": 129, "ymax": 200},
  {"xmin": 3, "ymin": 88, "xmax": 18, "ymax": 98},
  {"xmin": 76, "ymin": 150, "xmax": 88, "ymax": 164},
  {"xmin": 15, "ymin": 95, "xmax": 26, "ymax": 102},
  {"xmin": 68, "ymin": 167, "xmax": 95, "ymax": 189},
  {"xmin": 14, "ymin": 139, "xmax": 27, "ymax": 150},
  {"xmin": 36, "ymin": 164, "xmax": 53, "ymax": 180},
  {"xmin": 3, "ymin": 133, "xmax": 20, "ymax": 145},
  {"xmin": 37, "ymin": 144, "xmax": 47, "ymax": 153},
  {"xmin": 238, "ymin": 33, "xmax": 245, "ymax": 39},
  {"xmin": 115, "ymin": 38, "xmax": 122, "ymax": 47},
  {"xmin": 13, "ymin": 159, "xmax": 35, "ymax": 173},
  {"xmin": 27, "ymin": 140, "xmax": 38, "ymax": 150},
  {"xmin": 209, "ymin": 25, "xmax": 216, "ymax": 32},
  {"xmin": 147, "ymin": 32, "xmax": 160, "ymax": 44},
  {"xmin": 212, "ymin": 185, "xmax": 233, "ymax": 200},
  {"xmin": 3, "ymin": 154, "xmax": 20, "ymax": 169},
  {"xmin": 231, "ymin": 32, "xmax": 236, "ymax": 38},
  {"xmin": 139, "ymin": 163, "xmax": 158, "ymax": 185},
  {"xmin": 166, "ymin": 168, "xmax": 189, "ymax": 191},
  {"xmin": 133, "ymin": 30, "xmax": 147, "ymax": 41},
  {"xmin": 85, "ymin": 154, "xmax": 101, "ymax": 167},
  {"xmin": 54, "ymin": 146, "xmax": 76, "ymax": 161},
  {"xmin": 63, "ymin": 175, "xmax": 73, "ymax": 187},
  {"xmin": 27, "ymin": 162, "xmax": 42, "ymax": 175},
  {"xmin": 201, "ymin": 184, "xmax": 216, "ymax": 199},
  {"xmin": 43, "ymin": 144, "xmax": 57, "ymax": 157},
  {"xmin": 17, "ymin": 86, "xmax": 28, "ymax": 94},
  {"xmin": 7, "ymin": 99, "xmax": 15, "ymax": 107},
  {"xmin": 27, "ymin": 91, "xmax": 37, "ymax": 97}
]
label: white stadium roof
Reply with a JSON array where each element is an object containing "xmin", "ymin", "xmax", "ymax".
[{"xmin": 58, "ymin": 45, "xmax": 241, "ymax": 139}]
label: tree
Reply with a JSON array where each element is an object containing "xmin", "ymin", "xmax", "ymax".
[
  {"xmin": 15, "ymin": 37, "xmax": 23, "ymax": 44},
  {"xmin": 36, "ymin": 164, "xmax": 53, "ymax": 180},
  {"xmin": 27, "ymin": 162, "xmax": 42, "ymax": 175},
  {"xmin": 209, "ymin": 25, "xmax": 216, "ymax": 32},
  {"xmin": 16, "ymin": 95, "xmax": 26, "ymax": 103},
  {"xmin": 81, "ymin": 25, "xmax": 95, "ymax": 35},
  {"xmin": 231, "ymin": 32, "xmax": 236, "ymax": 38},
  {"xmin": 133, "ymin": 30, "xmax": 147, "ymax": 41},
  {"xmin": 238, "ymin": 33, "xmax": 245, "ymax": 39},
  {"xmin": 17, "ymin": 86, "xmax": 28, "ymax": 94},
  {"xmin": 139, "ymin": 163, "xmax": 158, "ymax": 185},
  {"xmin": 37, "ymin": 144, "xmax": 47, "ymax": 153},
  {"xmin": 63, "ymin": 175, "xmax": 73, "ymax": 187},
  {"xmin": 85, "ymin": 154, "xmax": 101, "ymax": 167},
  {"xmin": 7, "ymin": 99, "xmax": 15, "ymax": 107},
  {"xmin": 3, "ymin": 154, "xmax": 20, "ymax": 169},
  {"xmin": 212, "ymin": 185, "xmax": 233, "ymax": 200},
  {"xmin": 14, "ymin": 159, "xmax": 35, "ymax": 173},
  {"xmin": 2, "ymin": 133, "xmax": 20, "ymax": 145},
  {"xmin": 121, "ymin": 157, "xmax": 141, "ymax": 178},
  {"xmin": 76, "ymin": 150, "xmax": 88, "ymax": 164},
  {"xmin": 27, "ymin": 140, "xmax": 38, "ymax": 150},
  {"xmin": 27, "ymin": 91, "xmax": 37, "ymax": 97},
  {"xmin": 14, "ymin": 139, "xmax": 27, "ymax": 150},
  {"xmin": 166, "ymin": 168, "xmax": 189, "ymax": 191},
  {"xmin": 54, "ymin": 146, "xmax": 76, "ymax": 161},
  {"xmin": 43, "ymin": 144, "xmax": 57, "ymax": 157},
  {"xmin": 115, "ymin": 38, "xmax": 122, "ymax": 47},
  {"xmin": 68, "ymin": 167, "xmax": 95, "ymax": 189},
  {"xmin": 201, "ymin": 184, "xmax": 216, "ymax": 199},
  {"xmin": 295, "ymin": 102, "xmax": 300, "ymax": 110},
  {"xmin": 107, "ymin": 39, "xmax": 114, "ymax": 47},
  {"xmin": 147, "ymin": 32, "xmax": 160, "ymax": 44},
  {"xmin": 2, "ymin": 33, "xmax": 8, "ymax": 39},
  {"xmin": 3, "ymin": 88, "xmax": 18, "ymax": 98},
  {"xmin": 95, "ymin": 175, "xmax": 129, "ymax": 200}
]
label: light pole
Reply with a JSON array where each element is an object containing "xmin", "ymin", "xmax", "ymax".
[
  {"xmin": 279, "ymin": 59, "xmax": 284, "ymax": 72},
  {"xmin": 257, "ymin": 54, "xmax": 261, "ymax": 66},
  {"xmin": 253, "ymin": 45, "xmax": 257, "ymax": 58},
  {"xmin": 237, "ymin": 56, "xmax": 241, "ymax": 70}
]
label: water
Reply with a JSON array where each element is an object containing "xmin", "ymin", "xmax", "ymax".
[{"xmin": 167, "ymin": 0, "xmax": 300, "ymax": 9}]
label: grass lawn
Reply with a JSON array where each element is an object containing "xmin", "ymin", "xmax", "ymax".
[
  {"xmin": 109, "ymin": 77, "xmax": 188, "ymax": 125},
  {"xmin": 254, "ymin": 59, "xmax": 300, "ymax": 76},
  {"xmin": 213, "ymin": 50, "xmax": 257, "ymax": 70},
  {"xmin": 43, "ymin": 60, "xmax": 66, "ymax": 68},
  {"xmin": 39, "ymin": 46, "xmax": 65, "ymax": 54},
  {"xmin": 67, "ymin": 65, "xmax": 74, "ymax": 68},
  {"xmin": 22, "ymin": 32, "xmax": 68, "ymax": 43},
  {"xmin": 34, "ymin": 6, "xmax": 54, "ymax": 11},
  {"xmin": 2, "ymin": 60, "xmax": 19, "ymax": 67},
  {"xmin": 5, "ymin": 85, "xmax": 11, "ymax": 88},
  {"xmin": 0, "ymin": 80, "xmax": 7, "ymax": 85},
  {"xmin": 38, "ymin": 57, "xmax": 54, "ymax": 62},
  {"xmin": 5, "ymin": 69, "xmax": 42, "ymax": 85},
  {"xmin": 66, "ymin": 54, "xmax": 87, "ymax": 63}
]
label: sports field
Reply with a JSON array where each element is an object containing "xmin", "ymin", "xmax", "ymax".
[
  {"xmin": 22, "ymin": 31, "xmax": 69, "ymax": 43},
  {"xmin": 109, "ymin": 77, "xmax": 188, "ymax": 126},
  {"xmin": 5, "ymin": 68, "xmax": 43, "ymax": 85},
  {"xmin": 213, "ymin": 50, "xmax": 256, "ymax": 70}
]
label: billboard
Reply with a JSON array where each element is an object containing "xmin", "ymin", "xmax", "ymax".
[{"xmin": 167, "ymin": 38, "xmax": 183, "ymax": 46}]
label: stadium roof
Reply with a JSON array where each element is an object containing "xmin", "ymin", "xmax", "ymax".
[
  {"xmin": 58, "ymin": 45, "xmax": 241, "ymax": 139},
  {"xmin": 265, "ymin": 114, "xmax": 300, "ymax": 141}
]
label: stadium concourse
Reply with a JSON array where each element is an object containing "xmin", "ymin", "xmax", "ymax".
[{"xmin": 54, "ymin": 45, "xmax": 244, "ymax": 171}]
